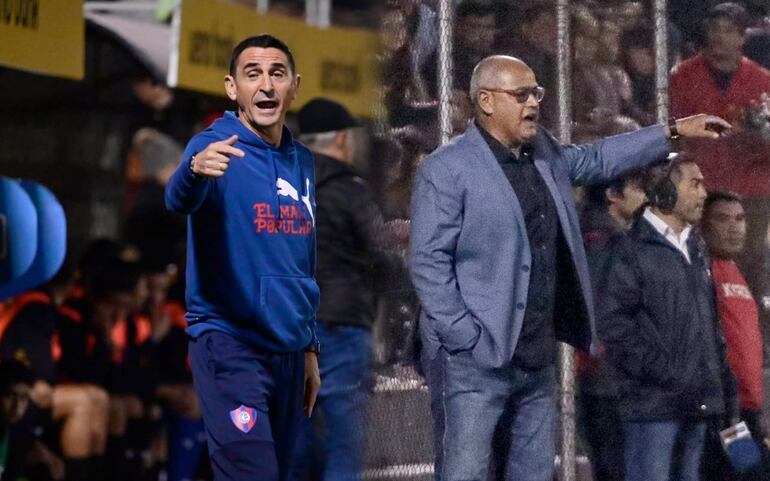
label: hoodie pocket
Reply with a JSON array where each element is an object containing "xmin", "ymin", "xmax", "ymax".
[{"xmin": 259, "ymin": 276, "xmax": 320, "ymax": 342}]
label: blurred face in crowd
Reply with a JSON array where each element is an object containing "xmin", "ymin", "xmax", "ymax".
[
  {"xmin": 599, "ymin": 21, "xmax": 622, "ymax": 64},
  {"xmin": 476, "ymin": 59, "xmax": 541, "ymax": 148},
  {"xmin": 626, "ymin": 46, "xmax": 655, "ymax": 76},
  {"xmin": 380, "ymin": 9, "xmax": 408, "ymax": 52},
  {"xmin": 457, "ymin": 14, "xmax": 496, "ymax": 55},
  {"xmin": 704, "ymin": 200, "xmax": 747, "ymax": 258},
  {"xmin": 225, "ymin": 47, "xmax": 300, "ymax": 143},
  {"xmin": 522, "ymin": 11, "xmax": 557, "ymax": 55},
  {"xmin": 705, "ymin": 18, "xmax": 746, "ymax": 73},
  {"xmin": 0, "ymin": 383, "xmax": 30, "ymax": 425},
  {"xmin": 672, "ymin": 162, "xmax": 708, "ymax": 225},
  {"xmin": 608, "ymin": 181, "xmax": 647, "ymax": 225},
  {"xmin": 574, "ymin": 32, "xmax": 599, "ymax": 67},
  {"xmin": 145, "ymin": 272, "xmax": 171, "ymax": 312},
  {"xmin": 92, "ymin": 291, "xmax": 135, "ymax": 336}
]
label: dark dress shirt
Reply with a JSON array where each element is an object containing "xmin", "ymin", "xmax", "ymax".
[{"xmin": 477, "ymin": 123, "xmax": 559, "ymax": 368}]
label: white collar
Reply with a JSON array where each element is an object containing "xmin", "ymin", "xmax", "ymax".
[{"xmin": 643, "ymin": 207, "xmax": 692, "ymax": 262}]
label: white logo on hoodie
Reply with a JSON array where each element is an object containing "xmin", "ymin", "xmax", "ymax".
[
  {"xmin": 301, "ymin": 178, "xmax": 314, "ymax": 226},
  {"xmin": 276, "ymin": 178, "xmax": 299, "ymax": 201},
  {"xmin": 276, "ymin": 177, "xmax": 315, "ymax": 226}
]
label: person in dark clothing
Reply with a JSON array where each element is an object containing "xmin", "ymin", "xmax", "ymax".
[
  {"xmin": 289, "ymin": 98, "xmax": 382, "ymax": 481},
  {"xmin": 58, "ymin": 258, "xmax": 155, "ymax": 481},
  {"xmin": 578, "ymin": 170, "xmax": 647, "ymax": 481},
  {"xmin": 124, "ymin": 128, "xmax": 187, "ymax": 273},
  {"xmin": 138, "ymin": 261, "xmax": 204, "ymax": 481},
  {"xmin": 597, "ymin": 158, "xmax": 739, "ymax": 481},
  {"xmin": 0, "ymin": 289, "xmax": 108, "ymax": 481}
]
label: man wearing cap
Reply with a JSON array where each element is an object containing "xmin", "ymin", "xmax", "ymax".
[{"xmin": 289, "ymin": 98, "xmax": 382, "ymax": 481}]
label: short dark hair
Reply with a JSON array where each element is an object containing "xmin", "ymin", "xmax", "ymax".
[
  {"xmin": 643, "ymin": 155, "xmax": 697, "ymax": 189},
  {"xmin": 0, "ymin": 360, "xmax": 34, "ymax": 394},
  {"xmin": 585, "ymin": 168, "xmax": 645, "ymax": 207},
  {"xmin": 704, "ymin": 191, "xmax": 744, "ymax": 215},
  {"xmin": 229, "ymin": 34, "xmax": 296, "ymax": 77},
  {"xmin": 706, "ymin": 2, "xmax": 750, "ymax": 31}
]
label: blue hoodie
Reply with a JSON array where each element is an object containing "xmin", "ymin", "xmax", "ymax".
[{"xmin": 165, "ymin": 112, "xmax": 319, "ymax": 353}]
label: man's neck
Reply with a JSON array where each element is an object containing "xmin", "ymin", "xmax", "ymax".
[
  {"xmin": 650, "ymin": 207, "xmax": 687, "ymax": 234},
  {"xmin": 238, "ymin": 111, "xmax": 283, "ymax": 147},
  {"xmin": 705, "ymin": 51, "xmax": 741, "ymax": 76},
  {"xmin": 477, "ymin": 119, "xmax": 522, "ymax": 157}
]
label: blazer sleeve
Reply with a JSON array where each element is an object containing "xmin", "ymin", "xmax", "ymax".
[
  {"xmin": 560, "ymin": 125, "xmax": 671, "ymax": 185},
  {"xmin": 408, "ymin": 162, "xmax": 480, "ymax": 353}
]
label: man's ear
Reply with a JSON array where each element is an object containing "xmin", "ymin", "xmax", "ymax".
[
  {"xmin": 478, "ymin": 91, "xmax": 494, "ymax": 116},
  {"xmin": 224, "ymin": 75, "xmax": 237, "ymax": 101},
  {"xmin": 290, "ymin": 74, "xmax": 302, "ymax": 101},
  {"xmin": 334, "ymin": 130, "xmax": 347, "ymax": 149},
  {"xmin": 606, "ymin": 188, "xmax": 621, "ymax": 205}
]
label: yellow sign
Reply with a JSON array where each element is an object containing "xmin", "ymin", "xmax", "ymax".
[
  {"xmin": 174, "ymin": 0, "xmax": 380, "ymax": 117},
  {"xmin": 0, "ymin": 0, "xmax": 84, "ymax": 80}
]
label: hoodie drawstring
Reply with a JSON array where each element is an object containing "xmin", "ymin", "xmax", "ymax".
[{"xmin": 269, "ymin": 149, "xmax": 281, "ymax": 221}]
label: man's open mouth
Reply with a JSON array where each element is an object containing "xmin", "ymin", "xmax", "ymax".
[
  {"xmin": 523, "ymin": 112, "xmax": 538, "ymax": 122},
  {"xmin": 256, "ymin": 100, "xmax": 279, "ymax": 110}
]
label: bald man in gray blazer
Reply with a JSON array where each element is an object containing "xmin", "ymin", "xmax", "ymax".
[{"xmin": 409, "ymin": 55, "xmax": 730, "ymax": 481}]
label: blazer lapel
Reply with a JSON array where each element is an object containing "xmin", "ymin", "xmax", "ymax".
[{"xmin": 463, "ymin": 124, "xmax": 526, "ymax": 231}]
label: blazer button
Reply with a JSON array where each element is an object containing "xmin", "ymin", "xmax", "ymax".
[
  {"xmin": 699, "ymin": 404, "xmax": 707, "ymax": 411},
  {"xmin": 522, "ymin": 265, "xmax": 530, "ymax": 272},
  {"xmin": 516, "ymin": 303, "xmax": 525, "ymax": 310}
]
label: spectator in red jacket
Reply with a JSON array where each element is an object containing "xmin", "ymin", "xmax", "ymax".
[
  {"xmin": 702, "ymin": 192, "xmax": 765, "ymax": 437},
  {"xmin": 670, "ymin": 2, "xmax": 770, "ymax": 293},
  {"xmin": 702, "ymin": 191, "xmax": 770, "ymax": 480}
]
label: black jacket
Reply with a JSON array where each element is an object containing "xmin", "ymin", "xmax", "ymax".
[
  {"xmin": 596, "ymin": 215, "xmax": 738, "ymax": 421},
  {"xmin": 314, "ymin": 153, "xmax": 383, "ymax": 328}
]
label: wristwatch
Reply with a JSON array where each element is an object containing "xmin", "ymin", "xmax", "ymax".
[{"xmin": 667, "ymin": 117, "xmax": 680, "ymax": 140}]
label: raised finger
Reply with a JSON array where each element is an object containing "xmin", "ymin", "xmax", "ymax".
[{"xmin": 215, "ymin": 144, "xmax": 245, "ymax": 158}]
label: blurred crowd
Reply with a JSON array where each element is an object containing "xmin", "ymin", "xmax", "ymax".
[{"xmin": 1, "ymin": 1, "xmax": 770, "ymax": 480}]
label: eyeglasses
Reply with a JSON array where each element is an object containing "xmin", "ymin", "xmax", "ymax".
[{"xmin": 482, "ymin": 86, "xmax": 546, "ymax": 104}]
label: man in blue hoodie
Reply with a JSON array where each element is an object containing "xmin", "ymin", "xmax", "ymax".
[{"xmin": 165, "ymin": 34, "xmax": 321, "ymax": 481}]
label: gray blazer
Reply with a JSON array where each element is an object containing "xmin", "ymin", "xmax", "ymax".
[{"xmin": 409, "ymin": 123, "xmax": 670, "ymax": 368}]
